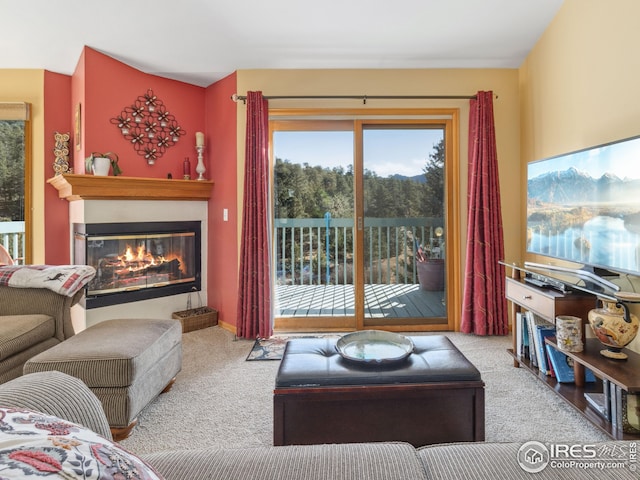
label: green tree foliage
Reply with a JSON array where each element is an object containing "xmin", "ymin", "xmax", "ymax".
[
  {"xmin": 363, "ymin": 171, "xmax": 428, "ymax": 218},
  {"xmin": 0, "ymin": 121, "xmax": 25, "ymax": 221},
  {"xmin": 274, "ymin": 139, "xmax": 445, "ymax": 285},
  {"xmin": 274, "ymin": 138, "xmax": 445, "ymax": 220},
  {"xmin": 423, "ymin": 138, "xmax": 445, "ymax": 218},
  {"xmin": 274, "ymin": 159, "xmax": 354, "ymax": 219}
]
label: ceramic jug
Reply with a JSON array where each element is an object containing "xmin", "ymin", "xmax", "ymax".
[{"xmin": 588, "ymin": 298, "xmax": 639, "ymax": 359}]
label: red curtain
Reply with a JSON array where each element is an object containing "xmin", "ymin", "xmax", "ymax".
[
  {"xmin": 460, "ymin": 91, "xmax": 508, "ymax": 336},
  {"xmin": 237, "ymin": 92, "xmax": 272, "ymax": 339}
]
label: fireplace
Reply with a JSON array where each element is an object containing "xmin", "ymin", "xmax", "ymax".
[{"xmin": 74, "ymin": 221, "xmax": 201, "ymax": 309}]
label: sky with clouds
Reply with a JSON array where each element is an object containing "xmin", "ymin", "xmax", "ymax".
[
  {"xmin": 273, "ymin": 128, "xmax": 443, "ymax": 178},
  {"xmin": 528, "ymin": 135, "xmax": 640, "ymax": 180}
]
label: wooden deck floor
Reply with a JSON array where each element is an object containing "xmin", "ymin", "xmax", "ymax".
[{"xmin": 275, "ymin": 284, "xmax": 445, "ymax": 318}]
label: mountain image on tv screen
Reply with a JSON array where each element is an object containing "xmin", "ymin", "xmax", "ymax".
[{"xmin": 527, "ymin": 135, "xmax": 640, "ymax": 276}]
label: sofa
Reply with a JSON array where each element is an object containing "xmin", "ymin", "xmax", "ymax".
[
  {"xmin": 0, "ymin": 371, "xmax": 635, "ymax": 480},
  {"xmin": 0, "ymin": 284, "xmax": 83, "ymax": 383}
]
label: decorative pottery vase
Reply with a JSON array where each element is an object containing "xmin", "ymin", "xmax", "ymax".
[{"xmin": 587, "ymin": 298, "xmax": 639, "ymax": 359}]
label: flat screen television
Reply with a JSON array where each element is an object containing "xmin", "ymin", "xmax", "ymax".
[{"xmin": 526, "ymin": 134, "xmax": 640, "ymax": 283}]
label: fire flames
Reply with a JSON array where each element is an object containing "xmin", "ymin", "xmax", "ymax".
[
  {"xmin": 85, "ymin": 227, "xmax": 197, "ymax": 296},
  {"xmin": 118, "ymin": 244, "xmax": 186, "ymax": 275}
]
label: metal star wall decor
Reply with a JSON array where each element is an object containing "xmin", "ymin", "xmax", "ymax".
[{"xmin": 111, "ymin": 89, "xmax": 186, "ymax": 165}]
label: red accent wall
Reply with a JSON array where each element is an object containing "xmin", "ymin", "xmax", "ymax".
[
  {"xmin": 43, "ymin": 71, "xmax": 72, "ymax": 264},
  {"xmin": 205, "ymin": 72, "xmax": 238, "ymax": 327},
  {"xmin": 70, "ymin": 49, "xmax": 85, "ymax": 172},
  {"xmin": 75, "ymin": 47, "xmax": 205, "ymax": 178},
  {"xmin": 43, "ymin": 47, "xmax": 239, "ymax": 328}
]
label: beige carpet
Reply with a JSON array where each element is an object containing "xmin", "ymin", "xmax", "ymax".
[{"xmin": 119, "ymin": 326, "xmax": 610, "ymax": 456}]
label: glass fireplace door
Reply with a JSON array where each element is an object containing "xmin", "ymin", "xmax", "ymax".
[{"xmin": 75, "ymin": 221, "xmax": 201, "ymax": 308}]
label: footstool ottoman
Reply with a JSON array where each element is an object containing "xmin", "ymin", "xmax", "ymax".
[
  {"xmin": 24, "ymin": 318, "xmax": 182, "ymax": 440},
  {"xmin": 274, "ymin": 335, "xmax": 484, "ymax": 447}
]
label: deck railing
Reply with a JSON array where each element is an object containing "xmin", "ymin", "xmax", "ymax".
[
  {"xmin": 274, "ymin": 216, "xmax": 444, "ymax": 286},
  {"xmin": 0, "ymin": 221, "xmax": 25, "ymax": 264}
]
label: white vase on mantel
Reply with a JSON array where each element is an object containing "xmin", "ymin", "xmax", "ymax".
[{"xmin": 91, "ymin": 157, "xmax": 111, "ymax": 176}]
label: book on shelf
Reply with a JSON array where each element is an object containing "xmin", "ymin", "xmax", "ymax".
[
  {"xmin": 587, "ymin": 380, "xmax": 618, "ymax": 425},
  {"xmin": 545, "ymin": 344, "xmax": 556, "ymax": 378},
  {"xmin": 584, "ymin": 392, "xmax": 608, "ymax": 420},
  {"xmin": 535, "ymin": 324, "xmax": 557, "ymax": 375},
  {"xmin": 610, "ymin": 382, "xmax": 621, "ymax": 431},
  {"xmin": 516, "ymin": 312, "xmax": 523, "ymax": 358},
  {"xmin": 525, "ymin": 311, "xmax": 555, "ymax": 374},
  {"xmin": 622, "ymin": 391, "xmax": 640, "ymax": 434},
  {"xmin": 525, "ymin": 311, "xmax": 538, "ymax": 368},
  {"xmin": 603, "ymin": 379, "xmax": 611, "ymax": 421},
  {"xmin": 608, "ymin": 383, "xmax": 640, "ymax": 434},
  {"xmin": 544, "ymin": 344, "xmax": 597, "ymax": 383},
  {"xmin": 520, "ymin": 312, "xmax": 530, "ymax": 359}
]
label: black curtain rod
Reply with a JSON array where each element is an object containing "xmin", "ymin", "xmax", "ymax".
[{"xmin": 231, "ymin": 93, "xmax": 479, "ymax": 104}]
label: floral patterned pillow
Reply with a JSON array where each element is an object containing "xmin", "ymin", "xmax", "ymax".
[{"xmin": 0, "ymin": 407, "xmax": 163, "ymax": 479}]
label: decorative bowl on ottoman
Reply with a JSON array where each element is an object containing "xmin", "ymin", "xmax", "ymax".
[{"xmin": 335, "ymin": 330, "xmax": 414, "ymax": 365}]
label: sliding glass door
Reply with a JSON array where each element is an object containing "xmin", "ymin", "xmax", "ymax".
[
  {"xmin": 271, "ymin": 113, "xmax": 456, "ymax": 332},
  {"xmin": 272, "ymin": 122, "xmax": 357, "ymax": 331},
  {"xmin": 360, "ymin": 124, "xmax": 447, "ymax": 328}
]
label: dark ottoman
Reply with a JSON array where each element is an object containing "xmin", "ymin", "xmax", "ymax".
[{"xmin": 274, "ymin": 335, "xmax": 484, "ymax": 447}]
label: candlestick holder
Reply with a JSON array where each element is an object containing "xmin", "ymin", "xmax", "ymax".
[{"xmin": 195, "ymin": 145, "xmax": 206, "ymax": 180}]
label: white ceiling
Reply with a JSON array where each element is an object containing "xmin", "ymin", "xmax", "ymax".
[{"xmin": 1, "ymin": 0, "xmax": 564, "ymax": 88}]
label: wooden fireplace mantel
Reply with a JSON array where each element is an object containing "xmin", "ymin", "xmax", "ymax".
[{"xmin": 47, "ymin": 174, "xmax": 214, "ymax": 201}]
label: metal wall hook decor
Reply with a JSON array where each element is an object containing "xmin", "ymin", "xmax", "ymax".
[{"xmin": 111, "ymin": 89, "xmax": 186, "ymax": 165}]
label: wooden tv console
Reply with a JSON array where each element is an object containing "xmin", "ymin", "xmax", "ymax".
[{"xmin": 505, "ymin": 275, "xmax": 640, "ymax": 440}]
